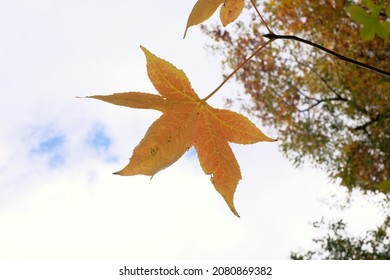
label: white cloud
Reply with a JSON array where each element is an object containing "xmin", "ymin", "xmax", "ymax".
[{"xmin": 0, "ymin": 0, "xmax": 386, "ymax": 260}]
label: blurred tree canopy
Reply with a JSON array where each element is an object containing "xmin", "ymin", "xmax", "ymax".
[
  {"xmin": 202, "ymin": 0, "xmax": 390, "ymax": 192},
  {"xmin": 291, "ymin": 216, "xmax": 390, "ymax": 259}
]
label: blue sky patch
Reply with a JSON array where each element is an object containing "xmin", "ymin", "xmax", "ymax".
[
  {"xmin": 184, "ymin": 147, "xmax": 197, "ymax": 159},
  {"xmin": 86, "ymin": 125, "xmax": 118, "ymax": 163},
  {"xmin": 87, "ymin": 126, "xmax": 111, "ymax": 151},
  {"xmin": 34, "ymin": 135, "xmax": 65, "ymax": 153},
  {"xmin": 31, "ymin": 135, "xmax": 66, "ymax": 167}
]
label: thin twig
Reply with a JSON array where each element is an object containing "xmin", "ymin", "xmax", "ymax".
[
  {"xmin": 203, "ymin": 39, "xmax": 273, "ymax": 102},
  {"xmin": 250, "ymin": 0, "xmax": 273, "ymax": 34},
  {"xmin": 263, "ymin": 33, "xmax": 390, "ymax": 77},
  {"xmin": 297, "ymin": 97, "xmax": 348, "ymax": 112}
]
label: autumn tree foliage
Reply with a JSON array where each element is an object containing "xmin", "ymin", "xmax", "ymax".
[{"xmin": 202, "ymin": 0, "xmax": 390, "ymax": 192}]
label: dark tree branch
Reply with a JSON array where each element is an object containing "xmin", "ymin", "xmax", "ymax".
[
  {"xmin": 354, "ymin": 114, "xmax": 390, "ymax": 131},
  {"xmin": 290, "ymin": 56, "xmax": 346, "ymax": 99},
  {"xmin": 263, "ymin": 33, "xmax": 390, "ymax": 77},
  {"xmin": 298, "ymin": 97, "xmax": 348, "ymax": 112}
]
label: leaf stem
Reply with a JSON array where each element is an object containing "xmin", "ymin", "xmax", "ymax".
[
  {"xmin": 263, "ymin": 33, "xmax": 390, "ymax": 77},
  {"xmin": 203, "ymin": 39, "xmax": 272, "ymax": 102},
  {"xmin": 250, "ymin": 0, "xmax": 273, "ymax": 34}
]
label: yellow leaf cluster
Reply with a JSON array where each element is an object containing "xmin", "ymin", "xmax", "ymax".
[{"xmin": 184, "ymin": 0, "xmax": 245, "ymax": 38}]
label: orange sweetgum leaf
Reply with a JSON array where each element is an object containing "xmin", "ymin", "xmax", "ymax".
[
  {"xmin": 87, "ymin": 46, "xmax": 275, "ymax": 216},
  {"xmin": 184, "ymin": 0, "xmax": 245, "ymax": 38}
]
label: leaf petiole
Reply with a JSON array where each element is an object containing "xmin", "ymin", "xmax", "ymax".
[{"xmin": 202, "ymin": 39, "xmax": 273, "ymax": 102}]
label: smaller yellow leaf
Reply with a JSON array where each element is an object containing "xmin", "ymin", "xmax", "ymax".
[
  {"xmin": 220, "ymin": 0, "xmax": 245, "ymax": 27},
  {"xmin": 184, "ymin": 0, "xmax": 245, "ymax": 37},
  {"xmin": 184, "ymin": 0, "xmax": 225, "ymax": 38}
]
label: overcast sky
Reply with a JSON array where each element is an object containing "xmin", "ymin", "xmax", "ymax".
[{"xmin": 0, "ymin": 0, "xmax": 386, "ymax": 260}]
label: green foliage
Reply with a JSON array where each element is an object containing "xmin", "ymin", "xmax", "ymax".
[
  {"xmin": 376, "ymin": 180, "xmax": 390, "ymax": 193},
  {"xmin": 347, "ymin": 0, "xmax": 390, "ymax": 41},
  {"xmin": 291, "ymin": 217, "xmax": 390, "ymax": 259}
]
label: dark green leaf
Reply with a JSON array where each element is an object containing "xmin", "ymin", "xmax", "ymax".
[{"xmin": 375, "ymin": 180, "xmax": 390, "ymax": 193}]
